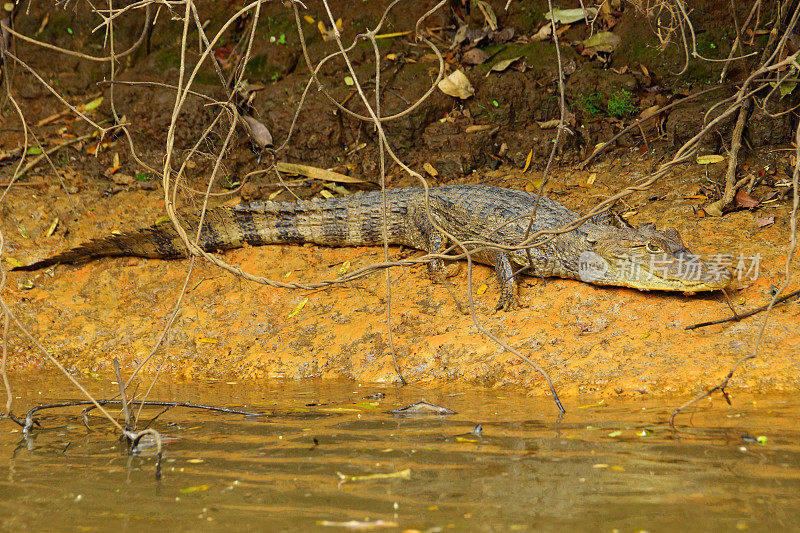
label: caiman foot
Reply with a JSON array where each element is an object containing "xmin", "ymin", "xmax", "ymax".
[{"xmin": 493, "ymin": 251, "xmax": 518, "ymax": 311}]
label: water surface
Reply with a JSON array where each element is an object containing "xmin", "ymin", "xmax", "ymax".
[{"xmin": 1, "ymin": 378, "xmax": 797, "ymax": 531}]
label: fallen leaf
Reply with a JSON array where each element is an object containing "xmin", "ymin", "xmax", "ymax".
[
  {"xmin": 336, "ymin": 469, "xmax": 411, "ymax": 482},
  {"xmin": 317, "ymin": 519, "xmax": 398, "ymax": 530},
  {"xmin": 44, "ymin": 217, "xmax": 59, "ymax": 237},
  {"xmin": 82, "ymin": 96, "xmax": 104, "ymax": 112},
  {"xmin": 476, "ymin": 283, "xmax": 488, "ymax": 295},
  {"xmin": 530, "ymin": 24, "xmax": 552, "ymax": 42},
  {"xmin": 462, "ymin": 47, "xmax": 489, "ymax": 65},
  {"xmin": 196, "ymin": 338, "xmax": 218, "ymax": 344},
  {"xmin": 522, "ymin": 149, "xmax": 533, "ymax": 172},
  {"xmin": 287, "ymin": 297, "xmax": 309, "ymax": 318},
  {"xmin": 696, "ymin": 154, "xmax": 725, "ymax": 165},
  {"xmin": 581, "ymin": 31, "xmax": 621, "ymax": 54},
  {"xmin": 423, "ymin": 162, "xmax": 438, "ymax": 176},
  {"xmin": 179, "ymin": 485, "xmax": 210, "ymax": 494},
  {"xmin": 474, "ymin": 0, "xmax": 497, "ymax": 30},
  {"xmin": 587, "ymin": 173, "xmax": 597, "ymax": 185},
  {"xmin": 337, "ymin": 260, "xmax": 351, "ymax": 275},
  {"xmin": 241, "ymin": 115, "xmax": 273, "ymax": 148},
  {"xmin": 303, "ymin": 14, "xmax": 314, "ymax": 24},
  {"xmin": 536, "ymin": 119, "xmax": 560, "ymax": 129},
  {"xmin": 465, "ymin": 124, "xmax": 494, "ymax": 133},
  {"xmin": 111, "ymin": 173, "xmax": 134, "ymax": 186},
  {"xmin": 4, "ymin": 257, "xmax": 24, "ymax": 268},
  {"xmin": 544, "ymin": 7, "xmax": 598, "ymax": 24},
  {"xmin": 437, "ymin": 70, "xmax": 474, "ymax": 99},
  {"xmin": 276, "ymin": 162, "xmax": 367, "ymax": 184},
  {"xmin": 486, "ymin": 56, "xmax": 522, "ymax": 76},
  {"xmin": 735, "ymin": 189, "xmax": 760, "ymax": 209},
  {"xmin": 756, "ymin": 216, "xmax": 774, "ymax": 227},
  {"xmin": 186, "ymin": 459, "xmax": 204, "ymax": 463}
]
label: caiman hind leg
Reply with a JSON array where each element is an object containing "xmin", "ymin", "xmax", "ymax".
[{"xmin": 493, "ymin": 251, "xmax": 518, "ymax": 311}]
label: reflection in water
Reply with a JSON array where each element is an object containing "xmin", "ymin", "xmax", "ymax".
[{"xmin": 0, "ymin": 379, "xmax": 798, "ymax": 531}]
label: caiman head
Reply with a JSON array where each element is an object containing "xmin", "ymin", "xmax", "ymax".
[{"xmin": 578, "ymin": 222, "xmax": 731, "ymax": 292}]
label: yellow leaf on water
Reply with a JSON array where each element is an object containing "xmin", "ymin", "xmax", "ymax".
[
  {"xmin": 179, "ymin": 485, "xmax": 209, "ymax": 494},
  {"xmin": 697, "ymin": 154, "xmax": 724, "ymax": 165},
  {"xmin": 336, "ymin": 468, "xmax": 411, "ymax": 482},
  {"xmin": 522, "ymin": 149, "xmax": 533, "ymax": 172},
  {"xmin": 476, "ymin": 284, "xmax": 488, "ymax": 295},
  {"xmin": 288, "ymin": 297, "xmax": 309, "ymax": 319}
]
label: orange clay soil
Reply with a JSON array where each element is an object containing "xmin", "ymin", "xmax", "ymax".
[{"xmin": 2, "ymin": 158, "xmax": 799, "ymax": 398}]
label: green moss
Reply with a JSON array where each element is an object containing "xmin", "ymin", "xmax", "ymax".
[
  {"xmin": 574, "ymin": 90, "xmax": 638, "ymax": 119},
  {"xmin": 607, "ymin": 89, "xmax": 638, "ymax": 118},
  {"xmin": 574, "ymin": 93, "xmax": 605, "ymax": 116}
]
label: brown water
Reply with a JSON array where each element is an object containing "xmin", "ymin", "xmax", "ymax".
[{"xmin": 0, "ymin": 378, "xmax": 798, "ymax": 532}]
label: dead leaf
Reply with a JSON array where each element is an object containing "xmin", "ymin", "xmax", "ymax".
[
  {"xmin": 531, "ymin": 24, "xmax": 552, "ymax": 42},
  {"xmin": 536, "ymin": 119, "xmax": 560, "ymax": 129},
  {"xmin": 336, "ymin": 469, "xmax": 411, "ymax": 483},
  {"xmin": 587, "ymin": 173, "xmax": 597, "ymax": 185},
  {"xmin": 735, "ymin": 189, "xmax": 760, "ymax": 209},
  {"xmin": 111, "ymin": 173, "xmax": 135, "ymax": 186},
  {"xmin": 465, "ymin": 124, "xmax": 494, "ymax": 133},
  {"xmin": 581, "ymin": 31, "xmax": 621, "ymax": 54},
  {"xmin": 544, "ymin": 7, "xmax": 598, "ymax": 24},
  {"xmin": 423, "ymin": 162, "xmax": 438, "ymax": 176},
  {"xmin": 696, "ymin": 154, "xmax": 725, "ymax": 165},
  {"xmin": 486, "ymin": 56, "xmax": 522, "ymax": 76},
  {"xmin": 462, "ymin": 48, "xmax": 489, "ymax": 65},
  {"xmin": 241, "ymin": 115, "xmax": 273, "ymax": 148},
  {"xmin": 317, "ymin": 519, "xmax": 398, "ymax": 529},
  {"xmin": 276, "ymin": 162, "xmax": 367, "ymax": 184},
  {"xmin": 522, "ymin": 149, "xmax": 533, "ymax": 172},
  {"xmin": 756, "ymin": 215, "xmax": 775, "ymax": 227},
  {"xmin": 44, "ymin": 217, "xmax": 59, "ymax": 237},
  {"xmin": 437, "ymin": 70, "xmax": 474, "ymax": 99},
  {"xmin": 474, "ymin": 0, "xmax": 497, "ymax": 30},
  {"xmin": 287, "ymin": 297, "xmax": 308, "ymax": 318},
  {"xmin": 638, "ymin": 105, "xmax": 661, "ymax": 121}
]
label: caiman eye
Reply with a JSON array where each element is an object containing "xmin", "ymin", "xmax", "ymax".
[{"xmin": 645, "ymin": 241, "xmax": 664, "ymax": 254}]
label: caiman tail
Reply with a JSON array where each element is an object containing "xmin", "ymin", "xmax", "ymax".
[{"xmin": 13, "ymin": 193, "xmax": 412, "ymax": 271}]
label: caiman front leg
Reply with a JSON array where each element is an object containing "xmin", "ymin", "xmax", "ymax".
[
  {"xmin": 411, "ymin": 209, "xmax": 452, "ymax": 280},
  {"xmin": 493, "ymin": 251, "xmax": 518, "ymax": 311}
]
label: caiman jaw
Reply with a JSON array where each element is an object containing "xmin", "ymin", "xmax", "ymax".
[{"xmin": 578, "ymin": 224, "xmax": 733, "ymax": 292}]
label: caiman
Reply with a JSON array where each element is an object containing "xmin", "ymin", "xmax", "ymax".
[{"xmin": 12, "ymin": 185, "xmax": 730, "ymax": 309}]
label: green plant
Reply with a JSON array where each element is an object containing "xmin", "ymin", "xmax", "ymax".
[
  {"xmin": 607, "ymin": 89, "xmax": 638, "ymax": 118},
  {"xmin": 574, "ymin": 93, "xmax": 605, "ymax": 116}
]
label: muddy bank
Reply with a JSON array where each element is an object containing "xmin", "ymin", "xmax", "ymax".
[{"xmin": 3, "ymin": 156, "xmax": 798, "ymax": 397}]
